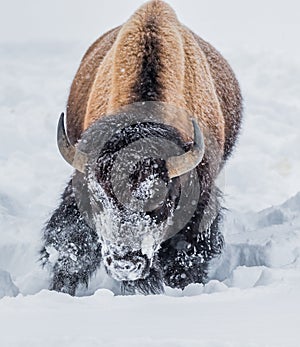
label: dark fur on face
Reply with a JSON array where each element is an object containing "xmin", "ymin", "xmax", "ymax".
[{"xmin": 94, "ymin": 122, "xmax": 185, "ymax": 221}]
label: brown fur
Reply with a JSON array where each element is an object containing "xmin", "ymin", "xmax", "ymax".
[{"xmin": 67, "ymin": 0, "xmax": 242, "ymax": 162}]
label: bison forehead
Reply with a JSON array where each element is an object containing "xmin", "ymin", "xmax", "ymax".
[{"xmin": 77, "ymin": 102, "xmax": 194, "ymax": 155}]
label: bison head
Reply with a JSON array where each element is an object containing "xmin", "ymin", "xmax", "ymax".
[{"xmin": 57, "ymin": 102, "xmax": 204, "ymax": 282}]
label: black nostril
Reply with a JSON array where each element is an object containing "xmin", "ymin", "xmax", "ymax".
[
  {"xmin": 137, "ymin": 263, "xmax": 142, "ymax": 270},
  {"xmin": 106, "ymin": 257, "xmax": 112, "ymax": 266}
]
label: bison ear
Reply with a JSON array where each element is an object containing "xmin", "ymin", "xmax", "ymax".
[
  {"xmin": 166, "ymin": 119, "xmax": 205, "ymax": 179},
  {"xmin": 57, "ymin": 112, "xmax": 87, "ymax": 173}
]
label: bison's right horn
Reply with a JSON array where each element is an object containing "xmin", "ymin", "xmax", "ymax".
[
  {"xmin": 57, "ymin": 113, "xmax": 87, "ymax": 173},
  {"xmin": 166, "ymin": 119, "xmax": 205, "ymax": 178}
]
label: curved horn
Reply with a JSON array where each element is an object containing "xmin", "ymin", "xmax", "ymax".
[
  {"xmin": 166, "ymin": 119, "xmax": 205, "ymax": 179},
  {"xmin": 57, "ymin": 113, "xmax": 87, "ymax": 173}
]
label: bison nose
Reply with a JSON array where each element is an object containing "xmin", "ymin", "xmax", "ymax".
[{"xmin": 104, "ymin": 255, "xmax": 147, "ymax": 281}]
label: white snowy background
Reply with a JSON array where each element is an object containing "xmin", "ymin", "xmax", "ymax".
[{"xmin": 0, "ymin": 0, "xmax": 300, "ymax": 346}]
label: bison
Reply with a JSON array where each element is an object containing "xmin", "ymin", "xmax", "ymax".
[{"xmin": 41, "ymin": 0, "xmax": 242, "ymax": 296}]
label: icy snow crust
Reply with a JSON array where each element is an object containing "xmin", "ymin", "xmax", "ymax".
[{"xmin": 0, "ymin": 42, "xmax": 300, "ymax": 346}]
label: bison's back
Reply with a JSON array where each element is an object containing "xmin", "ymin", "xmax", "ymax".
[{"xmin": 66, "ymin": 1, "xmax": 242, "ymax": 161}]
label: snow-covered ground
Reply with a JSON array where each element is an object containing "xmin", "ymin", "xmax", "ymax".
[{"xmin": 1, "ymin": 1, "xmax": 300, "ymax": 346}]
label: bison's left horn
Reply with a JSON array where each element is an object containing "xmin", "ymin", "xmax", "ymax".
[
  {"xmin": 166, "ymin": 119, "xmax": 205, "ymax": 178},
  {"xmin": 57, "ymin": 113, "xmax": 87, "ymax": 173}
]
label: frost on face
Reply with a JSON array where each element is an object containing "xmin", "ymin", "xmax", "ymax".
[
  {"xmin": 132, "ymin": 174, "xmax": 156, "ymax": 201},
  {"xmin": 141, "ymin": 234, "xmax": 156, "ymax": 258},
  {"xmin": 87, "ymin": 171, "xmax": 171, "ymax": 260}
]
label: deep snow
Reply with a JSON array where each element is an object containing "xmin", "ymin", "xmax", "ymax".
[{"xmin": 1, "ymin": 2, "xmax": 300, "ymax": 346}]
